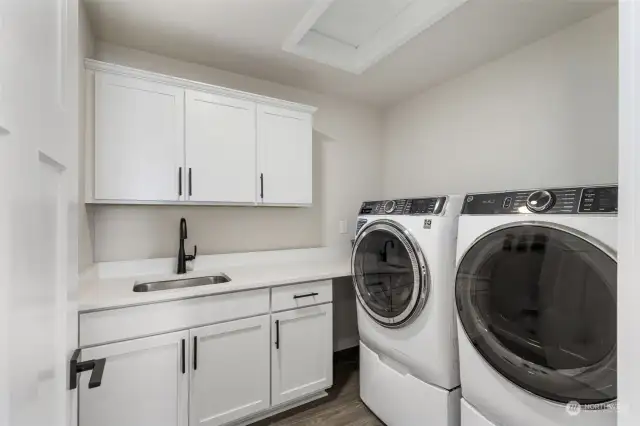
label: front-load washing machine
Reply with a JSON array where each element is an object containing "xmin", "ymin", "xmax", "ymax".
[
  {"xmin": 352, "ymin": 195, "xmax": 463, "ymax": 426},
  {"xmin": 455, "ymin": 185, "xmax": 617, "ymax": 426}
]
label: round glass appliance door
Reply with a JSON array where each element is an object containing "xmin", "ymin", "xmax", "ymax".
[
  {"xmin": 455, "ymin": 222, "xmax": 617, "ymax": 405},
  {"xmin": 351, "ymin": 220, "xmax": 429, "ymax": 327}
]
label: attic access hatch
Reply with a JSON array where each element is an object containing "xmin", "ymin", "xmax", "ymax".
[{"xmin": 283, "ymin": 0, "xmax": 470, "ymax": 74}]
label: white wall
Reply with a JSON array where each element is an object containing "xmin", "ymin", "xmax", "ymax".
[
  {"xmin": 79, "ymin": 3, "xmax": 95, "ymax": 271},
  {"xmin": 89, "ymin": 42, "xmax": 383, "ymax": 262},
  {"xmin": 382, "ymin": 8, "xmax": 618, "ymax": 198}
]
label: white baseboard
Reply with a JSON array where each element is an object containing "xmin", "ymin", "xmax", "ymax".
[{"xmin": 230, "ymin": 390, "xmax": 329, "ymax": 426}]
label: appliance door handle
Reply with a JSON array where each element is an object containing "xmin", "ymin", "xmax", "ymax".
[
  {"xmin": 69, "ymin": 349, "xmax": 107, "ymax": 390},
  {"xmin": 293, "ymin": 292, "xmax": 319, "ymax": 299},
  {"xmin": 275, "ymin": 320, "xmax": 280, "ymax": 350}
]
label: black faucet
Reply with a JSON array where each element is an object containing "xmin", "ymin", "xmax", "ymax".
[{"xmin": 177, "ymin": 218, "xmax": 197, "ymax": 274}]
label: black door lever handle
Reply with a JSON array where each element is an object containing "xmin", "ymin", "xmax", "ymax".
[
  {"xmin": 70, "ymin": 349, "xmax": 107, "ymax": 390},
  {"xmin": 85, "ymin": 358, "xmax": 106, "ymax": 389}
]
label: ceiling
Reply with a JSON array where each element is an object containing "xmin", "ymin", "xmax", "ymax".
[{"xmin": 84, "ymin": 0, "xmax": 615, "ymax": 106}]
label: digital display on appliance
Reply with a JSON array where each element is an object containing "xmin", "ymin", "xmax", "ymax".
[
  {"xmin": 410, "ymin": 198, "xmax": 440, "ymax": 214},
  {"xmin": 579, "ymin": 186, "xmax": 618, "ymax": 213}
]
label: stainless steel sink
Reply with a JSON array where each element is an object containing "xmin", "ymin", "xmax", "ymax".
[{"xmin": 133, "ymin": 274, "xmax": 231, "ymax": 292}]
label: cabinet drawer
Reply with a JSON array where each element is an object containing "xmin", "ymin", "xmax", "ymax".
[
  {"xmin": 271, "ymin": 280, "xmax": 332, "ymax": 312},
  {"xmin": 80, "ymin": 289, "xmax": 269, "ymax": 347}
]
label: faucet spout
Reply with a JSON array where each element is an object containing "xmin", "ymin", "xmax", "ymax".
[{"xmin": 180, "ymin": 218, "xmax": 188, "ymax": 240}]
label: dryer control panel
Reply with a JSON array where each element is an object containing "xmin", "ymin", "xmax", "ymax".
[
  {"xmin": 358, "ymin": 197, "xmax": 447, "ymax": 216},
  {"xmin": 461, "ymin": 185, "xmax": 618, "ymax": 215}
]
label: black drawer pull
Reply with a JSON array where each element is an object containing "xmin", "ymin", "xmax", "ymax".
[
  {"xmin": 293, "ymin": 292, "xmax": 319, "ymax": 299},
  {"xmin": 275, "ymin": 320, "xmax": 280, "ymax": 350}
]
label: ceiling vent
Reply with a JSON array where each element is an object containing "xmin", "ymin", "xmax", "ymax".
[{"xmin": 283, "ymin": 0, "xmax": 470, "ymax": 74}]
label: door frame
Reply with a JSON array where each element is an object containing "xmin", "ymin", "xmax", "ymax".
[{"xmin": 618, "ymin": 2, "xmax": 640, "ymax": 424}]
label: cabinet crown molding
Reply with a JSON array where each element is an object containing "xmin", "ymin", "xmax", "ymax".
[{"xmin": 85, "ymin": 59, "xmax": 318, "ymax": 114}]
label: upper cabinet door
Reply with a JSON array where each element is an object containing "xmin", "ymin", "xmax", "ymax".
[
  {"xmin": 257, "ymin": 105, "xmax": 313, "ymax": 205},
  {"xmin": 190, "ymin": 315, "xmax": 271, "ymax": 426},
  {"xmin": 185, "ymin": 90, "xmax": 257, "ymax": 203},
  {"xmin": 94, "ymin": 72, "xmax": 185, "ymax": 202}
]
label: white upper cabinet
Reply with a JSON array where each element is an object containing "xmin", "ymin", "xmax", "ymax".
[
  {"xmin": 86, "ymin": 60, "xmax": 315, "ymax": 206},
  {"xmin": 257, "ymin": 105, "xmax": 313, "ymax": 205},
  {"xmin": 185, "ymin": 90, "xmax": 257, "ymax": 203},
  {"xmin": 94, "ymin": 72, "xmax": 185, "ymax": 202}
]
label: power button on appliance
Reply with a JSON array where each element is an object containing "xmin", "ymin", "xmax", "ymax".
[{"xmin": 503, "ymin": 197, "xmax": 512, "ymax": 209}]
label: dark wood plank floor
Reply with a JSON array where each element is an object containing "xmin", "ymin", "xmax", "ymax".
[{"xmin": 251, "ymin": 349, "xmax": 384, "ymax": 426}]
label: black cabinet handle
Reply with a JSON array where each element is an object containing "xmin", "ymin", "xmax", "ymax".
[
  {"xmin": 181, "ymin": 339, "xmax": 186, "ymax": 374},
  {"xmin": 275, "ymin": 320, "xmax": 280, "ymax": 350},
  {"xmin": 69, "ymin": 349, "xmax": 106, "ymax": 390},
  {"xmin": 293, "ymin": 292, "xmax": 319, "ymax": 299},
  {"xmin": 188, "ymin": 168, "xmax": 192, "ymax": 196},
  {"xmin": 193, "ymin": 337, "xmax": 198, "ymax": 370},
  {"xmin": 260, "ymin": 173, "xmax": 264, "ymax": 199},
  {"xmin": 178, "ymin": 167, "xmax": 183, "ymax": 196}
]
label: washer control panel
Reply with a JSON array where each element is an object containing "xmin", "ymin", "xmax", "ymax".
[
  {"xmin": 358, "ymin": 197, "xmax": 447, "ymax": 216},
  {"xmin": 578, "ymin": 186, "xmax": 618, "ymax": 213},
  {"xmin": 526, "ymin": 190, "xmax": 555, "ymax": 213},
  {"xmin": 461, "ymin": 185, "xmax": 617, "ymax": 215}
]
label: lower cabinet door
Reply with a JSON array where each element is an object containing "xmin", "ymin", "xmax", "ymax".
[
  {"xmin": 190, "ymin": 315, "xmax": 271, "ymax": 426},
  {"xmin": 79, "ymin": 331, "xmax": 189, "ymax": 426},
  {"xmin": 272, "ymin": 303, "xmax": 333, "ymax": 406}
]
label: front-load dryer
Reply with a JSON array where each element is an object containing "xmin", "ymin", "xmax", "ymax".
[
  {"xmin": 455, "ymin": 185, "xmax": 617, "ymax": 426},
  {"xmin": 352, "ymin": 196, "xmax": 463, "ymax": 426}
]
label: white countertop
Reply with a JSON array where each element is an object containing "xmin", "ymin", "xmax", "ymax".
[{"xmin": 79, "ymin": 247, "xmax": 352, "ymax": 312}]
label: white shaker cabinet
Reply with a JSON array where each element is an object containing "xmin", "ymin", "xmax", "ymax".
[
  {"xmin": 94, "ymin": 72, "xmax": 185, "ymax": 202},
  {"xmin": 257, "ymin": 105, "xmax": 313, "ymax": 205},
  {"xmin": 76, "ymin": 281, "xmax": 334, "ymax": 426},
  {"xmin": 86, "ymin": 61, "xmax": 316, "ymax": 206},
  {"xmin": 78, "ymin": 331, "xmax": 189, "ymax": 426},
  {"xmin": 271, "ymin": 304, "xmax": 333, "ymax": 406},
  {"xmin": 190, "ymin": 315, "xmax": 271, "ymax": 426},
  {"xmin": 185, "ymin": 90, "xmax": 257, "ymax": 203}
]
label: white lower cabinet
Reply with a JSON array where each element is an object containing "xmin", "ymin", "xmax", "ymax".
[
  {"xmin": 79, "ymin": 331, "xmax": 189, "ymax": 426},
  {"xmin": 271, "ymin": 304, "xmax": 333, "ymax": 406},
  {"xmin": 190, "ymin": 315, "xmax": 271, "ymax": 426},
  {"xmin": 77, "ymin": 289, "xmax": 333, "ymax": 426}
]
